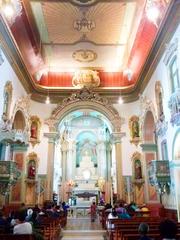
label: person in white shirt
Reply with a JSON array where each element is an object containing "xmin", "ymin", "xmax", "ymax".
[{"xmin": 13, "ymin": 210, "xmax": 32, "ymax": 235}]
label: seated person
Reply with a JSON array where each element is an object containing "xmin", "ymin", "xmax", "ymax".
[
  {"xmin": 13, "ymin": 210, "xmax": 32, "ymax": 235},
  {"xmin": 140, "ymin": 205, "xmax": 150, "ymax": 217},
  {"xmin": 138, "ymin": 223, "xmax": 151, "ymax": 240},
  {"xmin": 159, "ymin": 219, "xmax": 177, "ymax": 240}
]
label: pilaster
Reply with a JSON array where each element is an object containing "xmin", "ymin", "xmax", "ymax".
[{"xmin": 44, "ymin": 132, "xmax": 59, "ymax": 201}]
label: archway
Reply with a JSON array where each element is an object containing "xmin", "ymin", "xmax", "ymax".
[
  {"xmin": 45, "ymin": 88, "xmax": 125, "ymax": 202},
  {"xmin": 172, "ymin": 130, "xmax": 180, "ymax": 220},
  {"xmin": 142, "ymin": 110, "xmax": 158, "ymax": 202}
]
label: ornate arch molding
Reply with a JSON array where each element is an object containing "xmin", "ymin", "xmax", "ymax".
[
  {"xmin": 46, "ymin": 88, "xmax": 123, "ymax": 132},
  {"xmin": 11, "ymin": 95, "xmax": 31, "ymax": 131},
  {"xmin": 139, "ymin": 95, "xmax": 157, "ymax": 140}
]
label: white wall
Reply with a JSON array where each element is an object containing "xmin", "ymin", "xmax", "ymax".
[
  {"xmin": 28, "ymin": 100, "xmax": 56, "ymax": 174},
  {"xmin": 0, "ymin": 49, "xmax": 26, "ymax": 117}
]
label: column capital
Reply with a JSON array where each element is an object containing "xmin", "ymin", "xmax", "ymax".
[
  {"xmin": 44, "ymin": 132, "xmax": 59, "ymax": 143},
  {"xmin": 110, "ymin": 132, "xmax": 126, "ymax": 144}
]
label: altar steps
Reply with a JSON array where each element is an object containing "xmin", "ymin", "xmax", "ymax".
[{"xmin": 61, "ymin": 230, "xmax": 106, "ymax": 240}]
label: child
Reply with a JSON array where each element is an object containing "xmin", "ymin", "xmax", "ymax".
[{"xmin": 90, "ymin": 202, "xmax": 97, "ymax": 222}]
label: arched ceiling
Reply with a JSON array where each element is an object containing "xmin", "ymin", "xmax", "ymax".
[{"xmin": 0, "ymin": 0, "xmax": 179, "ymax": 103}]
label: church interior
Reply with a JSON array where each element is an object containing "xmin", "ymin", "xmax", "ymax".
[{"xmin": 0, "ymin": 0, "xmax": 180, "ymax": 239}]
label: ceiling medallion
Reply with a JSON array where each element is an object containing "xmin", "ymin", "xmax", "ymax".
[
  {"xmin": 72, "ymin": 70, "xmax": 100, "ymax": 88},
  {"xmin": 71, "ymin": 0, "xmax": 97, "ymax": 6},
  {"xmin": 72, "ymin": 49, "xmax": 97, "ymax": 63},
  {"xmin": 74, "ymin": 12, "xmax": 95, "ymax": 33}
]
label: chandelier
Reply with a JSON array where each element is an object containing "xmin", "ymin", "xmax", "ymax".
[
  {"xmin": 74, "ymin": 12, "xmax": 95, "ymax": 33},
  {"xmin": 0, "ymin": 0, "xmax": 22, "ymax": 25}
]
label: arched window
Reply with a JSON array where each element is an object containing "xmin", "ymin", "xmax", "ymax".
[{"xmin": 169, "ymin": 56, "xmax": 180, "ymax": 93}]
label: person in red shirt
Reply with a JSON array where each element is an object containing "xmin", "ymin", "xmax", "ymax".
[{"xmin": 90, "ymin": 202, "xmax": 97, "ymax": 222}]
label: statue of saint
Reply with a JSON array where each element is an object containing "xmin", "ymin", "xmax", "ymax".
[
  {"xmin": 28, "ymin": 161, "xmax": 36, "ymax": 179},
  {"xmin": 132, "ymin": 120, "xmax": 140, "ymax": 138},
  {"xmin": 134, "ymin": 159, "xmax": 142, "ymax": 180},
  {"xmin": 30, "ymin": 122, "xmax": 37, "ymax": 139}
]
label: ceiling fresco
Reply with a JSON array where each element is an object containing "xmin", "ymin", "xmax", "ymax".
[{"xmin": 0, "ymin": 0, "xmax": 178, "ymax": 103}]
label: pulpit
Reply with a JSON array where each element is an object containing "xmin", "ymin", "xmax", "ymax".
[{"xmin": 0, "ymin": 161, "xmax": 20, "ymax": 195}]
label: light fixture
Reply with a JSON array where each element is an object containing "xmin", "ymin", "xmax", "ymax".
[
  {"xmin": 74, "ymin": 12, "xmax": 95, "ymax": 33},
  {"xmin": 118, "ymin": 96, "xmax": 123, "ymax": 104},
  {"xmin": 1, "ymin": 0, "xmax": 22, "ymax": 25},
  {"xmin": 123, "ymin": 68, "xmax": 133, "ymax": 81},
  {"xmin": 45, "ymin": 95, "xmax": 50, "ymax": 104},
  {"xmin": 145, "ymin": 0, "xmax": 160, "ymax": 26}
]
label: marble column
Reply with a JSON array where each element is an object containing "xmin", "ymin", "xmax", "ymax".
[
  {"xmin": 98, "ymin": 141, "xmax": 106, "ymax": 178},
  {"xmin": 61, "ymin": 141, "xmax": 68, "ymax": 201},
  {"xmin": 111, "ymin": 132, "xmax": 125, "ymax": 200},
  {"xmin": 44, "ymin": 132, "xmax": 59, "ymax": 201},
  {"xmin": 105, "ymin": 143, "xmax": 112, "ymax": 203}
]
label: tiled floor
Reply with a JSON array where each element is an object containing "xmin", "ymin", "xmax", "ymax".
[
  {"xmin": 61, "ymin": 217, "xmax": 106, "ymax": 240},
  {"xmin": 65, "ymin": 217, "xmax": 103, "ymax": 231}
]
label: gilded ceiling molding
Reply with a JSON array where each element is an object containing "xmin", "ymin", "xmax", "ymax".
[
  {"xmin": 45, "ymin": 88, "xmax": 123, "ymax": 133},
  {"xmin": 72, "ymin": 50, "xmax": 97, "ymax": 62},
  {"xmin": 72, "ymin": 70, "xmax": 100, "ymax": 88},
  {"xmin": 0, "ymin": 47, "xmax": 4, "ymax": 65},
  {"xmin": 70, "ymin": 0, "xmax": 100, "ymax": 6}
]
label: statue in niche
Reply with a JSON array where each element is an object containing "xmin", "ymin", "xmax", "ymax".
[
  {"xmin": 27, "ymin": 160, "xmax": 36, "ymax": 179},
  {"xmin": 3, "ymin": 91, "xmax": 9, "ymax": 116},
  {"xmin": 29, "ymin": 116, "xmax": 41, "ymax": 146},
  {"xmin": 0, "ymin": 113, "xmax": 11, "ymax": 132},
  {"xmin": 30, "ymin": 121, "xmax": 38, "ymax": 139},
  {"xmin": 129, "ymin": 115, "xmax": 140, "ymax": 145},
  {"xmin": 134, "ymin": 159, "xmax": 142, "ymax": 180}
]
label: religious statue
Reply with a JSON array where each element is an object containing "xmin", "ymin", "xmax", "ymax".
[
  {"xmin": 129, "ymin": 115, "xmax": 140, "ymax": 145},
  {"xmin": 134, "ymin": 159, "xmax": 142, "ymax": 180},
  {"xmin": 30, "ymin": 122, "xmax": 37, "ymax": 139},
  {"xmin": 0, "ymin": 113, "xmax": 11, "ymax": 132},
  {"xmin": 27, "ymin": 160, "xmax": 36, "ymax": 179}
]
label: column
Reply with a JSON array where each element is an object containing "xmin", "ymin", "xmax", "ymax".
[
  {"xmin": 111, "ymin": 132, "xmax": 125, "ymax": 200},
  {"xmin": 44, "ymin": 132, "xmax": 59, "ymax": 201},
  {"xmin": 72, "ymin": 141, "xmax": 76, "ymax": 178},
  {"xmin": 105, "ymin": 143, "xmax": 112, "ymax": 203},
  {"xmin": 61, "ymin": 141, "xmax": 68, "ymax": 201}
]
